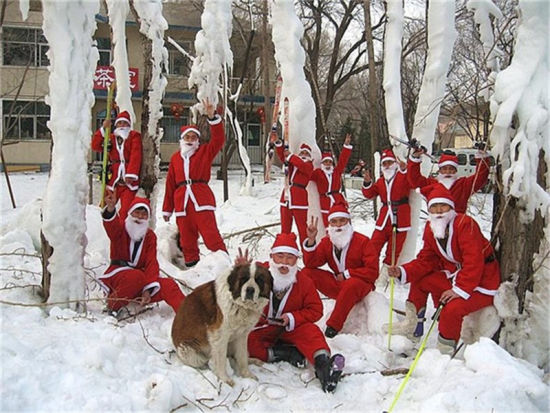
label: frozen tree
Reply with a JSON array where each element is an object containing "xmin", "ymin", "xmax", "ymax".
[{"xmin": 40, "ymin": 0, "xmax": 100, "ymax": 308}]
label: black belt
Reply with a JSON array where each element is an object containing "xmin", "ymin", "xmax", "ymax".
[
  {"xmin": 382, "ymin": 197, "xmax": 409, "ymax": 207},
  {"xmin": 177, "ymin": 179, "xmax": 207, "ymax": 187},
  {"xmin": 324, "ymin": 190, "xmax": 341, "ymax": 196},
  {"xmin": 110, "ymin": 259, "xmax": 132, "ymax": 267},
  {"xmin": 484, "ymin": 254, "xmax": 496, "ymax": 264},
  {"xmin": 291, "ymin": 183, "xmax": 306, "ymax": 189},
  {"xmin": 111, "ymin": 160, "xmax": 125, "ymax": 163}
]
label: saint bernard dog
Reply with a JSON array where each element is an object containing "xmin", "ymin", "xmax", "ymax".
[{"xmin": 171, "ymin": 262, "xmax": 272, "ymax": 385}]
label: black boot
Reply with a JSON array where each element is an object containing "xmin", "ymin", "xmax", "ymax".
[
  {"xmin": 268, "ymin": 345, "xmax": 306, "ymax": 368},
  {"xmin": 324, "ymin": 326, "xmax": 339, "ymax": 338},
  {"xmin": 314, "ymin": 354, "xmax": 331, "ymax": 392},
  {"xmin": 326, "ymin": 354, "xmax": 345, "ymax": 393}
]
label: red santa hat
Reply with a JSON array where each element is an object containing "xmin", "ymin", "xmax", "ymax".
[
  {"xmin": 381, "ymin": 149, "xmax": 396, "ymax": 163},
  {"xmin": 299, "ymin": 143, "xmax": 312, "ymax": 155},
  {"xmin": 180, "ymin": 125, "xmax": 201, "ymax": 139},
  {"xmin": 438, "ymin": 153, "xmax": 459, "ymax": 169},
  {"xmin": 127, "ymin": 197, "xmax": 151, "ymax": 218},
  {"xmin": 328, "ymin": 202, "xmax": 351, "ymax": 222},
  {"xmin": 114, "ymin": 111, "xmax": 132, "ymax": 127},
  {"xmin": 420, "ymin": 184, "xmax": 455, "ymax": 209},
  {"xmin": 271, "ymin": 233, "xmax": 300, "ymax": 256},
  {"xmin": 321, "ymin": 152, "xmax": 334, "ymax": 163}
]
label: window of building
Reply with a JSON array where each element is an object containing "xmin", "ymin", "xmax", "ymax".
[
  {"xmin": 160, "ymin": 108, "xmax": 189, "ymax": 142},
  {"xmin": 166, "ymin": 41, "xmax": 192, "ymax": 76},
  {"xmin": 246, "ymin": 123, "xmax": 261, "ymax": 147},
  {"xmin": 2, "ymin": 27, "xmax": 49, "ymax": 67},
  {"xmin": 3, "ymin": 100, "xmax": 51, "ymax": 140},
  {"xmin": 96, "ymin": 37, "xmax": 112, "ymax": 66}
]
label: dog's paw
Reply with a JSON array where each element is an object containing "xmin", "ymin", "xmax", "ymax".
[
  {"xmin": 223, "ymin": 377, "xmax": 235, "ymax": 387},
  {"xmin": 239, "ymin": 368, "xmax": 257, "ymax": 381}
]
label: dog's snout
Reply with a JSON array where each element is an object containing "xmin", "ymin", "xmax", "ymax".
[{"xmin": 245, "ymin": 287, "xmax": 255, "ymax": 300}]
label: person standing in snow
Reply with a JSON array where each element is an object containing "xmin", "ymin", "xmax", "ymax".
[
  {"xmin": 273, "ymin": 138, "xmax": 314, "ymax": 247},
  {"xmin": 407, "ymin": 147, "xmax": 490, "ymax": 213},
  {"xmin": 301, "ymin": 203, "xmax": 379, "ymax": 338},
  {"xmin": 310, "ymin": 134, "xmax": 353, "ymax": 227},
  {"xmin": 99, "ymin": 192, "xmax": 185, "ymax": 319},
  {"xmin": 245, "ymin": 233, "xmax": 345, "ymax": 393},
  {"xmin": 162, "ymin": 99, "xmax": 227, "ymax": 268},
  {"xmin": 362, "ymin": 149, "xmax": 412, "ymax": 270},
  {"xmin": 386, "ymin": 184, "xmax": 500, "ymax": 354},
  {"xmin": 91, "ymin": 110, "xmax": 142, "ymax": 220}
]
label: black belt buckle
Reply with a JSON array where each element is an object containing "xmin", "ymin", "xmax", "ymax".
[{"xmin": 185, "ymin": 179, "xmax": 192, "ymax": 185}]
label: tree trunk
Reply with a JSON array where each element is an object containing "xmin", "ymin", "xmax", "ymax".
[
  {"xmin": 261, "ymin": 0, "xmax": 271, "ymax": 181},
  {"xmin": 39, "ymin": 229, "xmax": 53, "ymax": 302}
]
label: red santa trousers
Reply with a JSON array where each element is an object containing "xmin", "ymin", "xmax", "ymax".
[
  {"xmin": 280, "ymin": 206, "xmax": 308, "ymax": 247},
  {"xmin": 369, "ymin": 225, "xmax": 407, "ymax": 266},
  {"xmin": 408, "ymin": 270, "xmax": 494, "ymax": 341},
  {"xmin": 248, "ymin": 323, "xmax": 330, "ymax": 364},
  {"xmin": 175, "ymin": 201, "xmax": 227, "ymax": 263},
  {"xmin": 114, "ymin": 184, "xmax": 137, "ymax": 221},
  {"xmin": 102, "ymin": 270, "xmax": 185, "ymax": 312},
  {"xmin": 302, "ymin": 268, "xmax": 374, "ymax": 331}
]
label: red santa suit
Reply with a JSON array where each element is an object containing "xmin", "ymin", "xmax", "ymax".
[
  {"xmin": 407, "ymin": 151, "xmax": 490, "ymax": 213},
  {"xmin": 397, "ymin": 186, "xmax": 500, "ymax": 341},
  {"xmin": 91, "ymin": 111, "xmax": 142, "ymax": 219},
  {"xmin": 275, "ymin": 141, "xmax": 314, "ymax": 245},
  {"xmin": 310, "ymin": 145, "xmax": 352, "ymax": 227},
  {"xmin": 301, "ymin": 203, "xmax": 379, "ymax": 332},
  {"xmin": 99, "ymin": 198, "xmax": 185, "ymax": 312},
  {"xmin": 361, "ymin": 149, "xmax": 412, "ymax": 265},
  {"xmin": 162, "ymin": 116, "xmax": 227, "ymax": 264}
]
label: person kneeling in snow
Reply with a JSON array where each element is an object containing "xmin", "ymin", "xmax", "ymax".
[
  {"xmin": 386, "ymin": 184, "xmax": 500, "ymax": 354},
  {"xmin": 246, "ymin": 233, "xmax": 344, "ymax": 393},
  {"xmin": 301, "ymin": 203, "xmax": 379, "ymax": 338},
  {"xmin": 99, "ymin": 192, "xmax": 185, "ymax": 319}
]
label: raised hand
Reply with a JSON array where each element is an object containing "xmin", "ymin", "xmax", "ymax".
[
  {"xmin": 269, "ymin": 130, "xmax": 278, "ymax": 143},
  {"xmin": 411, "ymin": 146, "xmax": 425, "ymax": 159},
  {"xmin": 235, "ymin": 247, "xmax": 252, "ymax": 266},
  {"xmin": 344, "ymin": 133, "xmax": 352, "ymax": 146},
  {"xmin": 202, "ymin": 98, "xmax": 216, "ymax": 119},
  {"xmin": 104, "ymin": 190, "xmax": 117, "ymax": 212},
  {"xmin": 363, "ymin": 168, "xmax": 372, "ymax": 183},
  {"xmin": 306, "ymin": 216, "xmax": 319, "ymax": 242}
]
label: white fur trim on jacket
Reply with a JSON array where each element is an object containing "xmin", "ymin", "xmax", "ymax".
[{"xmin": 285, "ymin": 313, "xmax": 296, "ymax": 332}]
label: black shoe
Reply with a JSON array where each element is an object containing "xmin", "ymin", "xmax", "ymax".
[
  {"xmin": 326, "ymin": 354, "xmax": 345, "ymax": 393},
  {"xmin": 185, "ymin": 260, "xmax": 199, "ymax": 269},
  {"xmin": 314, "ymin": 354, "xmax": 331, "ymax": 392},
  {"xmin": 324, "ymin": 326, "xmax": 338, "ymax": 338},
  {"xmin": 270, "ymin": 345, "xmax": 306, "ymax": 368}
]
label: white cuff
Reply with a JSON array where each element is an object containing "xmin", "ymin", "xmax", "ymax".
[
  {"xmin": 343, "ymin": 144, "xmax": 352, "ymax": 149},
  {"xmin": 302, "ymin": 239, "xmax": 317, "ymax": 252},
  {"xmin": 399, "ymin": 266, "xmax": 407, "ymax": 284},
  {"xmin": 142, "ymin": 281, "xmax": 161, "ymax": 297},
  {"xmin": 162, "ymin": 211, "xmax": 172, "ymax": 218},
  {"xmin": 452, "ymin": 285, "xmax": 470, "ymax": 300},
  {"xmin": 100, "ymin": 126, "xmax": 106, "ymax": 137},
  {"xmin": 343, "ymin": 270, "xmax": 350, "ymax": 280},
  {"xmin": 362, "ymin": 181, "xmax": 373, "ymax": 189},
  {"xmin": 207, "ymin": 114, "xmax": 222, "ymax": 125},
  {"xmin": 285, "ymin": 313, "xmax": 296, "ymax": 332},
  {"xmin": 102, "ymin": 207, "xmax": 117, "ymax": 222},
  {"xmin": 125, "ymin": 174, "xmax": 138, "ymax": 180},
  {"xmin": 286, "ymin": 153, "xmax": 294, "ymax": 163},
  {"xmin": 274, "ymin": 140, "xmax": 283, "ymax": 147},
  {"xmin": 408, "ymin": 154, "xmax": 422, "ymax": 163}
]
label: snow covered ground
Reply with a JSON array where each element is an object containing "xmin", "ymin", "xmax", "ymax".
[{"xmin": 1, "ymin": 169, "xmax": 548, "ymax": 412}]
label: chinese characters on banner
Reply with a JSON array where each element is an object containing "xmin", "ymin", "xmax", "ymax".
[{"xmin": 93, "ymin": 66, "xmax": 139, "ymax": 91}]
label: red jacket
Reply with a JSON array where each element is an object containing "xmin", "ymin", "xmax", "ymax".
[
  {"xmin": 275, "ymin": 142, "xmax": 313, "ymax": 209},
  {"xmin": 400, "ymin": 213, "xmax": 500, "ymax": 299},
  {"xmin": 255, "ymin": 268, "xmax": 323, "ymax": 333},
  {"xmin": 99, "ymin": 212, "xmax": 160, "ymax": 296},
  {"xmin": 91, "ymin": 128, "xmax": 142, "ymax": 191},
  {"xmin": 302, "ymin": 232, "xmax": 379, "ymax": 286},
  {"xmin": 311, "ymin": 145, "xmax": 352, "ymax": 213},
  {"xmin": 163, "ymin": 116, "xmax": 224, "ymax": 217},
  {"xmin": 406, "ymin": 155, "xmax": 490, "ymax": 213},
  {"xmin": 362, "ymin": 169, "xmax": 412, "ymax": 231}
]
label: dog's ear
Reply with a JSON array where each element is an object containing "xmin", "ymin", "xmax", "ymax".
[
  {"xmin": 227, "ymin": 264, "xmax": 249, "ymax": 300},
  {"xmin": 256, "ymin": 265, "xmax": 273, "ymax": 299}
]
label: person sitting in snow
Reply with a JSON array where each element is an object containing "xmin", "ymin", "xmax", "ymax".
[
  {"xmin": 245, "ymin": 233, "xmax": 345, "ymax": 393},
  {"xmin": 272, "ymin": 136, "xmax": 314, "ymax": 247},
  {"xmin": 99, "ymin": 192, "xmax": 185, "ymax": 319},
  {"xmin": 301, "ymin": 202, "xmax": 379, "ymax": 338},
  {"xmin": 407, "ymin": 147, "xmax": 490, "ymax": 213},
  {"xmin": 362, "ymin": 149, "xmax": 412, "ymax": 271},
  {"xmin": 386, "ymin": 184, "xmax": 500, "ymax": 354},
  {"xmin": 91, "ymin": 110, "xmax": 142, "ymax": 220},
  {"xmin": 310, "ymin": 134, "xmax": 353, "ymax": 227},
  {"xmin": 162, "ymin": 99, "xmax": 227, "ymax": 269}
]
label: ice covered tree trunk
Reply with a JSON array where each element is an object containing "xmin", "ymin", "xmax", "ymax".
[
  {"xmin": 399, "ymin": 0, "xmax": 457, "ymax": 263},
  {"xmin": 40, "ymin": 0, "xmax": 100, "ymax": 309},
  {"xmin": 130, "ymin": 0, "xmax": 168, "ymax": 222},
  {"xmin": 270, "ymin": 0, "xmax": 322, "ymax": 228},
  {"xmin": 106, "ymin": 0, "xmax": 135, "ymax": 120},
  {"xmin": 489, "ymin": 0, "xmax": 549, "ymax": 370}
]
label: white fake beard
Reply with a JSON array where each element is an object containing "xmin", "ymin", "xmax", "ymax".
[
  {"xmin": 327, "ymin": 222, "xmax": 354, "ymax": 250},
  {"xmin": 382, "ymin": 164, "xmax": 398, "ymax": 181},
  {"xmin": 114, "ymin": 127, "xmax": 130, "ymax": 140},
  {"xmin": 300, "ymin": 155, "xmax": 311, "ymax": 162},
  {"xmin": 125, "ymin": 216, "xmax": 149, "ymax": 241},
  {"xmin": 323, "ymin": 165, "xmax": 334, "ymax": 174},
  {"xmin": 269, "ymin": 259, "xmax": 298, "ymax": 293},
  {"xmin": 437, "ymin": 173, "xmax": 458, "ymax": 189},
  {"xmin": 180, "ymin": 140, "xmax": 199, "ymax": 157},
  {"xmin": 428, "ymin": 209, "xmax": 456, "ymax": 239}
]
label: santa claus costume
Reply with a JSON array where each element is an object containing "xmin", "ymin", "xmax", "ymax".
[
  {"xmin": 407, "ymin": 150, "xmax": 490, "ymax": 213},
  {"xmin": 274, "ymin": 141, "xmax": 314, "ymax": 246},
  {"xmin": 301, "ymin": 203, "xmax": 379, "ymax": 336},
  {"xmin": 162, "ymin": 115, "xmax": 227, "ymax": 266},
  {"xmin": 392, "ymin": 185, "xmax": 500, "ymax": 353},
  {"xmin": 361, "ymin": 149, "xmax": 412, "ymax": 266},
  {"xmin": 91, "ymin": 110, "xmax": 142, "ymax": 220},
  {"xmin": 247, "ymin": 233, "xmax": 344, "ymax": 392},
  {"xmin": 310, "ymin": 144, "xmax": 352, "ymax": 227},
  {"xmin": 99, "ymin": 197, "xmax": 185, "ymax": 314}
]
